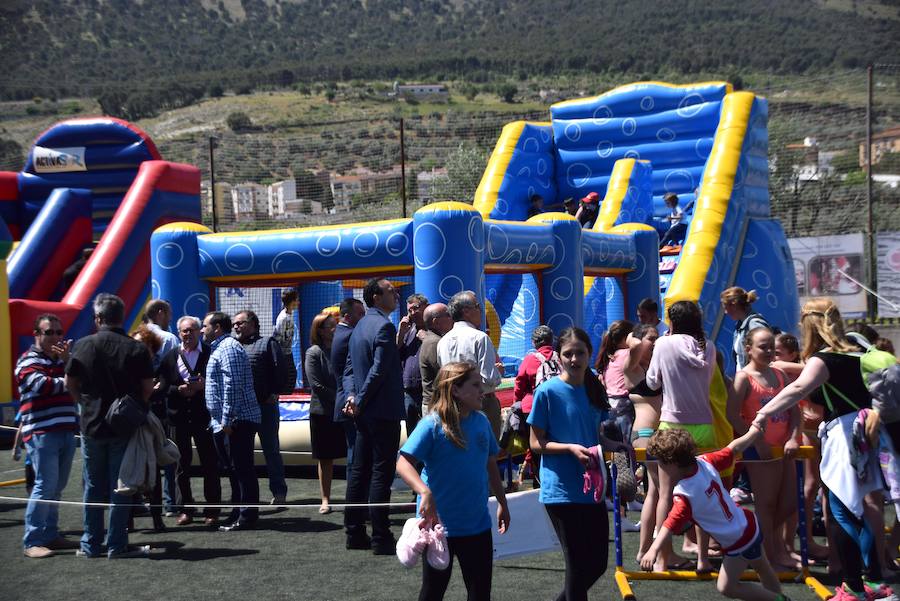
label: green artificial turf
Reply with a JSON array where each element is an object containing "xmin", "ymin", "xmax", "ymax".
[{"xmin": 0, "ymin": 451, "xmax": 858, "ymax": 601}]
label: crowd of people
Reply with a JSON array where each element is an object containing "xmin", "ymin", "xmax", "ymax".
[{"xmin": 11, "ymin": 278, "xmax": 900, "ymax": 601}]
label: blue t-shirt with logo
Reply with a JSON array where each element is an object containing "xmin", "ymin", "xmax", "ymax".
[
  {"xmin": 400, "ymin": 411, "xmax": 499, "ymax": 537},
  {"xmin": 527, "ymin": 377, "xmax": 604, "ymax": 504}
]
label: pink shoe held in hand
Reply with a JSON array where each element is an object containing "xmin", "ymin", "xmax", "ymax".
[
  {"xmin": 582, "ymin": 445, "xmax": 604, "ymax": 502},
  {"xmin": 426, "ymin": 523, "xmax": 450, "ymax": 570},
  {"xmin": 397, "ymin": 518, "xmax": 429, "ymax": 568}
]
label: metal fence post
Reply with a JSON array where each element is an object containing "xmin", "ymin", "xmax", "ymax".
[
  {"xmin": 209, "ymin": 136, "xmax": 219, "ymax": 233},
  {"xmin": 866, "ymin": 64, "xmax": 875, "ymax": 320},
  {"xmin": 400, "ymin": 117, "xmax": 407, "ymax": 218}
]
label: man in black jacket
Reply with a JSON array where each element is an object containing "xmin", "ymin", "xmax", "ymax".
[
  {"xmin": 233, "ymin": 310, "xmax": 288, "ymax": 504},
  {"xmin": 65, "ymin": 293, "xmax": 154, "ymax": 558},
  {"xmin": 157, "ymin": 315, "xmax": 221, "ymax": 526}
]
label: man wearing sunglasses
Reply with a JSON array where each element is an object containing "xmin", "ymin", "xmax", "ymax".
[{"xmin": 15, "ymin": 314, "xmax": 79, "ymax": 558}]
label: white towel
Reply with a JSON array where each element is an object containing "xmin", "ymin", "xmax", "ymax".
[{"xmin": 818, "ymin": 413, "xmax": 882, "ymax": 518}]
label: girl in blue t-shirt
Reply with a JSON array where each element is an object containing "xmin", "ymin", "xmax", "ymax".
[
  {"xmin": 396, "ymin": 361, "xmax": 510, "ymax": 601},
  {"xmin": 528, "ymin": 327, "xmax": 626, "ymax": 601}
]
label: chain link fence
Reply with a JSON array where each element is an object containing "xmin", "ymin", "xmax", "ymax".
[
  {"xmin": 148, "ymin": 67, "xmax": 900, "ymax": 317},
  {"xmin": 758, "ymin": 65, "xmax": 900, "ymax": 318},
  {"xmin": 158, "ymin": 110, "xmax": 544, "ymax": 231}
]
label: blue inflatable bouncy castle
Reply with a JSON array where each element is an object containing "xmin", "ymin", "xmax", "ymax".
[
  {"xmin": 474, "ymin": 82, "xmax": 799, "ymax": 373},
  {"xmin": 151, "ymin": 202, "xmax": 659, "ymax": 377}
]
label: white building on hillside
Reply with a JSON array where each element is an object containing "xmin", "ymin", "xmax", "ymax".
[
  {"xmin": 231, "ymin": 182, "xmax": 266, "ymax": 222},
  {"xmin": 268, "ymin": 179, "xmax": 297, "ymax": 218}
]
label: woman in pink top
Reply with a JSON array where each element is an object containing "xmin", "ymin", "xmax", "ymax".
[
  {"xmin": 645, "ymin": 300, "xmax": 716, "ymax": 572},
  {"xmin": 729, "ymin": 327, "xmax": 801, "ymax": 572},
  {"xmin": 595, "ymin": 320, "xmax": 642, "ymax": 441}
]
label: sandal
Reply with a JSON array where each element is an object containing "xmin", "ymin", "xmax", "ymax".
[
  {"xmin": 318, "ymin": 504, "xmax": 332, "ymax": 515},
  {"xmin": 666, "ymin": 558, "xmax": 694, "ymax": 570}
]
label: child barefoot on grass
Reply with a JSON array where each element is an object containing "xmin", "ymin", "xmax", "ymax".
[
  {"xmin": 730, "ymin": 327, "xmax": 802, "ymax": 572},
  {"xmin": 771, "ymin": 333, "xmax": 830, "ymax": 564},
  {"xmin": 640, "ymin": 427, "xmax": 790, "ymax": 601}
]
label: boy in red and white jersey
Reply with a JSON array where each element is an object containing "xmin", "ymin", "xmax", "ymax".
[{"xmin": 640, "ymin": 427, "xmax": 790, "ymax": 601}]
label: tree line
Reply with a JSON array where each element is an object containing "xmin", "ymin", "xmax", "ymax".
[{"xmin": 1, "ymin": 0, "xmax": 896, "ymax": 118}]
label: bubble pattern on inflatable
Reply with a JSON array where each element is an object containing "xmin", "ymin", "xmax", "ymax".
[
  {"xmin": 550, "ymin": 82, "xmax": 729, "ymax": 217},
  {"xmin": 475, "ymin": 122, "xmax": 556, "ymax": 221},
  {"xmin": 715, "ymin": 219, "xmax": 800, "ymax": 374}
]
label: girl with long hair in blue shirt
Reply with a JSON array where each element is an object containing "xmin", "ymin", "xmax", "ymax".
[
  {"xmin": 528, "ymin": 327, "xmax": 628, "ymax": 601},
  {"xmin": 396, "ymin": 361, "xmax": 510, "ymax": 601}
]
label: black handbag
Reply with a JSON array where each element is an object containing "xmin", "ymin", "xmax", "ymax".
[
  {"xmin": 105, "ymin": 393, "xmax": 147, "ymax": 438},
  {"xmin": 102, "ymin": 361, "xmax": 147, "ymax": 437}
]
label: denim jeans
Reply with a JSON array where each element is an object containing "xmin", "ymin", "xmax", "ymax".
[
  {"xmin": 80, "ymin": 435, "xmax": 131, "ymax": 556},
  {"xmin": 257, "ymin": 402, "xmax": 287, "ymax": 498},
  {"xmin": 606, "ymin": 396, "xmax": 635, "ymax": 443},
  {"xmin": 23, "ymin": 431, "xmax": 76, "ymax": 549},
  {"xmin": 161, "ymin": 462, "xmax": 177, "ymax": 511},
  {"xmin": 213, "ymin": 421, "xmax": 260, "ymax": 524}
]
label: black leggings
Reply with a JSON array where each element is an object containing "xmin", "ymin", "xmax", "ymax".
[
  {"xmin": 545, "ymin": 503, "xmax": 609, "ymax": 601},
  {"xmin": 827, "ymin": 490, "xmax": 881, "ymax": 592},
  {"xmin": 420, "ymin": 529, "xmax": 493, "ymax": 601}
]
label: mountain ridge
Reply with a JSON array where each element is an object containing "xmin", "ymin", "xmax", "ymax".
[{"xmin": 1, "ymin": 0, "xmax": 896, "ymax": 103}]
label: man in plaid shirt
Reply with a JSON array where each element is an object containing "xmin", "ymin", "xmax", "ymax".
[{"xmin": 201, "ymin": 311, "xmax": 261, "ymax": 531}]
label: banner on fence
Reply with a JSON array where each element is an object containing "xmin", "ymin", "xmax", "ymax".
[
  {"xmin": 877, "ymin": 232, "xmax": 900, "ymax": 318},
  {"xmin": 788, "ymin": 233, "xmax": 867, "ymax": 318}
]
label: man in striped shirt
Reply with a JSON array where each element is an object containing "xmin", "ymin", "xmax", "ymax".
[{"xmin": 15, "ymin": 313, "xmax": 79, "ymax": 558}]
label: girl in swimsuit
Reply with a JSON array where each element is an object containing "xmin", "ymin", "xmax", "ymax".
[
  {"xmin": 730, "ymin": 327, "xmax": 801, "ymax": 572},
  {"xmin": 771, "ymin": 333, "xmax": 830, "ymax": 563},
  {"xmin": 625, "ymin": 324, "xmax": 663, "ymax": 564}
]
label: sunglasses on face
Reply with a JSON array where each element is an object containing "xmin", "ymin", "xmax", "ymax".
[
  {"xmin": 39, "ymin": 329, "xmax": 64, "ymax": 336},
  {"xmin": 233, "ymin": 321, "xmax": 247, "ymax": 327}
]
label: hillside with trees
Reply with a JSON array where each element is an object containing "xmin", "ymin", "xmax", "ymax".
[{"xmin": 1, "ymin": 0, "xmax": 896, "ymax": 119}]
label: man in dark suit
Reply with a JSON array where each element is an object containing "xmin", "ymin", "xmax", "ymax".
[
  {"xmin": 342, "ymin": 278, "xmax": 405, "ymax": 554},
  {"xmin": 157, "ymin": 315, "xmax": 221, "ymax": 526},
  {"xmin": 331, "ymin": 297, "xmax": 365, "ymax": 465}
]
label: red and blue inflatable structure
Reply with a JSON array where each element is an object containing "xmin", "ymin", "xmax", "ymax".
[{"xmin": 0, "ymin": 118, "xmax": 202, "ymax": 427}]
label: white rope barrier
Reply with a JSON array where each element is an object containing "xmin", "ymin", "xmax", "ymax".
[{"xmin": 0, "ymin": 495, "xmax": 416, "ymax": 511}]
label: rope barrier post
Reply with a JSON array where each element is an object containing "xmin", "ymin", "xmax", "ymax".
[
  {"xmin": 615, "ymin": 570, "xmax": 637, "ymax": 601},
  {"xmin": 611, "ymin": 459, "xmax": 635, "ymax": 599},
  {"xmin": 611, "ymin": 460, "xmax": 624, "ymax": 569},
  {"xmin": 795, "ymin": 458, "xmax": 810, "ymax": 571},
  {"xmin": 794, "ymin": 456, "xmax": 832, "ymax": 600}
]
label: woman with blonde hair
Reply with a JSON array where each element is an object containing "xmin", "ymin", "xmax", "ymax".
[
  {"xmin": 750, "ymin": 298, "xmax": 893, "ymax": 600},
  {"xmin": 304, "ymin": 311, "xmax": 346, "ymax": 514},
  {"xmin": 721, "ymin": 286, "xmax": 770, "ymax": 370},
  {"xmin": 396, "ymin": 361, "xmax": 509, "ymax": 601}
]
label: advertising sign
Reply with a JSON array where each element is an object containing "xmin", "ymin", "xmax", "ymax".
[
  {"xmin": 32, "ymin": 146, "xmax": 87, "ymax": 173},
  {"xmin": 787, "ymin": 233, "xmax": 867, "ymax": 318},
  {"xmin": 876, "ymin": 232, "xmax": 900, "ymax": 318}
]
